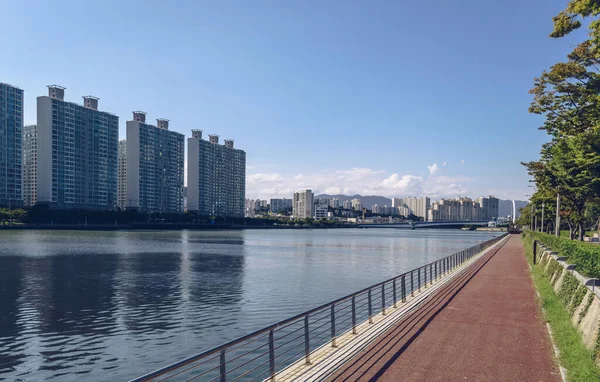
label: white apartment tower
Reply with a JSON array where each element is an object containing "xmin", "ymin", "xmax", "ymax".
[
  {"xmin": 404, "ymin": 196, "xmax": 430, "ymax": 220},
  {"xmin": 293, "ymin": 190, "xmax": 314, "ymax": 219},
  {"xmin": 37, "ymin": 86, "xmax": 119, "ymax": 209},
  {"xmin": 126, "ymin": 112, "xmax": 185, "ymax": 212},
  {"xmin": 22, "ymin": 125, "xmax": 37, "ymax": 207},
  {"xmin": 187, "ymin": 130, "xmax": 246, "ymax": 217},
  {"xmin": 117, "ymin": 140, "xmax": 127, "ymax": 210}
]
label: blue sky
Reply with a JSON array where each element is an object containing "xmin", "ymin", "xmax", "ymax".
[{"xmin": 1, "ymin": 0, "xmax": 586, "ymax": 200}]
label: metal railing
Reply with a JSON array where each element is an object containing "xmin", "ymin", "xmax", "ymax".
[{"xmin": 132, "ymin": 234, "xmax": 507, "ymax": 382}]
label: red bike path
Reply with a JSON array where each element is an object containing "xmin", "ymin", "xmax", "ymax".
[{"xmin": 327, "ymin": 235, "xmax": 562, "ymax": 382}]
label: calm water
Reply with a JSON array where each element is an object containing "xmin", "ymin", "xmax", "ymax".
[{"xmin": 0, "ymin": 229, "xmax": 500, "ymax": 381}]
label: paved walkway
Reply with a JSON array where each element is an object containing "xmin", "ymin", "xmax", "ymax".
[{"xmin": 327, "ymin": 235, "xmax": 562, "ymax": 382}]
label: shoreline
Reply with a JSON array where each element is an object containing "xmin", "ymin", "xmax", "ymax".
[{"xmin": 0, "ymin": 224, "xmax": 475, "ymax": 231}]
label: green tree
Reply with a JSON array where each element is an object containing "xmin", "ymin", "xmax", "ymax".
[{"xmin": 524, "ymin": 128, "xmax": 600, "ymax": 240}]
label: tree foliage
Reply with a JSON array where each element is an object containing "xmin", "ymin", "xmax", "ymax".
[{"xmin": 525, "ymin": 0, "xmax": 600, "ymax": 239}]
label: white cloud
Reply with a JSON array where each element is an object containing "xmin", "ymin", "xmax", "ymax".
[
  {"xmin": 246, "ymin": 166, "xmax": 471, "ymax": 200},
  {"xmin": 460, "ymin": 159, "xmax": 465, "ymax": 165},
  {"xmin": 248, "ymin": 173, "xmax": 283, "ymax": 183},
  {"xmin": 427, "ymin": 163, "xmax": 440, "ymax": 176},
  {"xmin": 442, "ymin": 162, "xmax": 447, "ymax": 167}
]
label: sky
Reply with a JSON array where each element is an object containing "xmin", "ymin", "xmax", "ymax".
[{"xmin": 1, "ymin": 0, "xmax": 588, "ymax": 201}]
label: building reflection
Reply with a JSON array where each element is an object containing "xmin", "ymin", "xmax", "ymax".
[
  {"xmin": 0, "ymin": 257, "xmax": 22, "ymax": 339},
  {"xmin": 118, "ymin": 251, "xmax": 182, "ymax": 333},
  {"xmin": 41, "ymin": 254, "xmax": 119, "ymax": 335}
]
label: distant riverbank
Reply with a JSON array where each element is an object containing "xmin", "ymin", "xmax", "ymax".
[
  {"xmin": 0, "ymin": 223, "xmax": 358, "ymax": 231},
  {"xmin": 0, "ymin": 223, "xmax": 470, "ymax": 231}
]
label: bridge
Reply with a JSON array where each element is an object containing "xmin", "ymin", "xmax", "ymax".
[{"xmin": 356, "ymin": 220, "xmax": 490, "ymax": 229}]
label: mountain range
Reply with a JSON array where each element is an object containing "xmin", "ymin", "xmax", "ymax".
[{"xmin": 315, "ymin": 194, "xmax": 529, "ymax": 218}]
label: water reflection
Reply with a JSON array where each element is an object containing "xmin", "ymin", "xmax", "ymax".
[{"xmin": 0, "ymin": 229, "xmax": 497, "ymax": 381}]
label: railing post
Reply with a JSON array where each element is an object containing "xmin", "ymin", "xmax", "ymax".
[
  {"xmin": 430, "ymin": 264, "xmax": 433, "ymax": 285},
  {"xmin": 401, "ymin": 274, "xmax": 406, "ymax": 302},
  {"xmin": 220, "ymin": 349, "xmax": 226, "ymax": 382},
  {"xmin": 533, "ymin": 240, "xmax": 537, "ymax": 265},
  {"xmin": 411, "ymin": 271, "xmax": 414, "ymax": 296},
  {"xmin": 269, "ymin": 329, "xmax": 275, "ymax": 381},
  {"xmin": 418, "ymin": 268, "xmax": 421, "ymax": 292},
  {"xmin": 352, "ymin": 296, "xmax": 357, "ymax": 334},
  {"xmin": 368, "ymin": 289, "xmax": 373, "ymax": 324},
  {"xmin": 381, "ymin": 284, "xmax": 386, "ymax": 315},
  {"xmin": 304, "ymin": 315, "xmax": 311, "ymax": 364},
  {"xmin": 435, "ymin": 261, "xmax": 438, "ymax": 281},
  {"xmin": 393, "ymin": 278, "xmax": 397, "ymax": 308},
  {"xmin": 330, "ymin": 305, "xmax": 337, "ymax": 347}
]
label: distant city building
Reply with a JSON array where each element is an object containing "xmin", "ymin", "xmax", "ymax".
[
  {"xmin": 398, "ymin": 206, "xmax": 410, "ymax": 217},
  {"xmin": 428, "ymin": 196, "xmax": 498, "ymax": 222},
  {"xmin": 479, "ymin": 196, "xmax": 499, "ymax": 221},
  {"xmin": 37, "ymin": 86, "xmax": 118, "ymax": 209},
  {"xmin": 293, "ymin": 189, "xmax": 314, "ymax": 219},
  {"xmin": 117, "ymin": 140, "xmax": 127, "ymax": 210},
  {"xmin": 314, "ymin": 203, "xmax": 328, "ymax": 219},
  {"xmin": 351, "ymin": 198, "xmax": 363, "ymax": 211},
  {"xmin": 126, "ymin": 112, "xmax": 184, "ymax": 212},
  {"xmin": 270, "ymin": 198, "xmax": 292, "ymax": 213},
  {"xmin": 404, "ymin": 196, "xmax": 430, "ymax": 220},
  {"xmin": 391, "ymin": 198, "xmax": 403, "ymax": 208},
  {"xmin": 245, "ymin": 199, "xmax": 256, "ymax": 218},
  {"xmin": 260, "ymin": 199, "xmax": 269, "ymax": 209},
  {"xmin": 187, "ymin": 130, "xmax": 246, "ymax": 217},
  {"xmin": 343, "ymin": 200, "xmax": 352, "ymax": 210},
  {"xmin": 22, "ymin": 125, "xmax": 37, "ymax": 207},
  {"xmin": 329, "ymin": 198, "xmax": 340, "ymax": 208},
  {"xmin": 372, "ymin": 204, "xmax": 394, "ymax": 215},
  {"xmin": 0, "ymin": 83, "xmax": 23, "ymax": 207},
  {"xmin": 316, "ymin": 198, "xmax": 330, "ymax": 206}
]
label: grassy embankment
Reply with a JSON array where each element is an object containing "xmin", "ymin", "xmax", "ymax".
[{"xmin": 522, "ymin": 233, "xmax": 600, "ymax": 381}]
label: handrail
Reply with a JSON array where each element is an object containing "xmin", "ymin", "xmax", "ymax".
[{"xmin": 131, "ymin": 233, "xmax": 507, "ymax": 382}]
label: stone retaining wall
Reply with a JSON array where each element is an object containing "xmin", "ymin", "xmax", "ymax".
[{"xmin": 536, "ymin": 244, "xmax": 600, "ymax": 361}]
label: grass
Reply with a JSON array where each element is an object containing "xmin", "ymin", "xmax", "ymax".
[
  {"xmin": 559, "ymin": 230, "xmax": 597, "ymax": 238},
  {"xmin": 522, "ymin": 235, "xmax": 600, "ymax": 381}
]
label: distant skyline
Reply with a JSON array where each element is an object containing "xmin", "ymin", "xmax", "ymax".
[{"xmin": 2, "ymin": 0, "xmax": 586, "ymax": 201}]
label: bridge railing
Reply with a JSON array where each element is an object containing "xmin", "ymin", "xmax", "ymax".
[{"xmin": 131, "ymin": 233, "xmax": 507, "ymax": 382}]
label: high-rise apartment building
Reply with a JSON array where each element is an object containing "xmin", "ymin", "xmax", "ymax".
[
  {"xmin": 351, "ymin": 198, "xmax": 363, "ymax": 211},
  {"xmin": 0, "ymin": 83, "xmax": 23, "ymax": 207},
  {"xmin": 428, "ymin": 196, "xmax": 497, "ymax": 222},
  {"xmin": 117, "ymin": 140, "xmax": 127, "ymax": 210},
  {"xmin": 391, "ymin": 198, "xmax": 403, "ymax": 208},
  {"xmin": 343, "ymin": 200, "xmax": 352, "ymax": 210},
  {"xmin": 126, "ymin": 112, "xmax": 184, "ymax": 212},
  {"xmin": 329, "ymin": 198, "xmax": 340, "ymax": 208},
  {"xmin": 404, "ymin": 197, "xmax": 430, "ymax": 220},
  {"xmin": 22, "ymin": 125, "xmax": 37, "ymax": 207},
  {"xmin": 270, "ymin": 198, "xmax": 292, "ymax": 213},
  {"xmin": 37, "ymin": 86, "xmax": 118, "ymax": 209},
  {"xmin": 293, "ymin": 189, "xmax": 314, "ymax": 219},
  {"xmin": 187, "ymin": 130, "xmax": 246, "ymax": 217},
  {"xmin": 478, "ymin": 196, "xmax": 499, "ymax": 221}
]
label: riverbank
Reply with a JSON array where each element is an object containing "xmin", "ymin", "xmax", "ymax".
[{"xmin": 0, "ymin": 223, "xmax": 472, "ymax": 231}]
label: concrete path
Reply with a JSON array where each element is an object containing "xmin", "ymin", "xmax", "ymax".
[{"xmin": 327, "ymin": 235, "xmax": 562, "ymax": 382}]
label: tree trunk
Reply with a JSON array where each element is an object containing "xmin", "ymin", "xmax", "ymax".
[
  {"xmin": 567, "ymin": 219, "xmax": 574, "ymax": 239},
  {"xmin": 578, "ymin": 221, "xmax": 585, "ymax": 241}
]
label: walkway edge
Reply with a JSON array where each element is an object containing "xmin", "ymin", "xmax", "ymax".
[{"xmin": 273, "ymin": 235, "xmax": 510, "ymax": 382}]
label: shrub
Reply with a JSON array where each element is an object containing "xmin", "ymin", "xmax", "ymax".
[{"xmin": 530, "ymin": 232, "xmax": 600, "ymax": 278}]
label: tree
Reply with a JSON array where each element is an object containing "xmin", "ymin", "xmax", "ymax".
[
  {"xmin": 529, "ymin": 1, "xmax": 600, "ymax": 138},
  {"xmin": 523, "ymin": 128, "xmax": 600, "ymax": 239}
]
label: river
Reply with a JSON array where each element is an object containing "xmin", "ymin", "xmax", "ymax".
[{"xmin": 0, "ymin": 229, "xmax": 500, "ymax": 381}]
